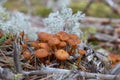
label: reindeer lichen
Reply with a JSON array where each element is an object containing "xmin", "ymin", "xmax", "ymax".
[
  {"xmin": 0, "ymin": 5, "xmax": 37, "ymax": 40},
  {"xmin": 43, "ymin": 7, "xmax": 85, "ymax": 38}
]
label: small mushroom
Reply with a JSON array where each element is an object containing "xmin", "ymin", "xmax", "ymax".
[
  {"xmin": 38, "ymin": 43, "xmax": 50, "ymax": 51},
  {"xmin": 78, "ymin": 49, "xmax": 86, "ymax": 55},
  {"xmin": 55, "ymin": 49, "xmax": 70, "ymax": 61},
  {"xmin": 23, "ymin": 51, "xmax": 31, "ymax": 59},
  {"xmin": 37, "ymin": 32, "xmax": 52, "ymax": 42},
  {"xmin": 67, "ymin": 39, "xmax": 81, "ymax": 46},
  {"xmin": 67, "ymin": 39, "xmax": 81, "ymax": 55},
  {"xmin": 45, "ymin": 60, "xmax": 51, "ymax": 65},
  {"xmin": 31, "ymin": 41, "xmax": 39, "ymax": 49},
  {"xmin": 48, "ymin": 37, "xmax": 60, "ymax": 51},
  {"xmin": 56, "ymin": 31, "xmax": 69, "ymax": 41},
  {"xmin": 77, "ymin": 49, "xmax": 86, "ymax": 69},
  {"xmin": 34, "ymin": 49, "xmax": 49, "ymax": 58},
  {"xmin": 69, "ymin": 34, "xmax": 79, "ymax": 39},
  {"xmin": 48, "ymin": 38, "xmax": 60, "ymax": 46},
  {"xmin": 58, "ymin": 41, "xmax": 67, "ymax": 48},
  {"xmin": 21, "ymin": 44, "xmax": 28, "ymax": 50}
]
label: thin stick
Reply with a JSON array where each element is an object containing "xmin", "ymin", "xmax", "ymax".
[
  {"xmin": 0, "ymin": 49, "xmax": 8, "ymax": 60},
  {"xmin": 39, "ymin": 74, "xmax": 54, "ymax": 80},
  {"xmin": 102, "ymin": 0, "xmax": 120, "ymax": 15},
  {"xmin": 22, "ymin": 67, "xmax": 120, "ymax": 80},
  {"xmin": 13, "ymin": 41, "xmax": 22, "ymax": 73},
  {"xmin": 83, "ymin": 0, "xmax": 94, "ymax": 13}
]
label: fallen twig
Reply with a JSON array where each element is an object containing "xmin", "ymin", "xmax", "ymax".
[
  {"xmin": 82, "ymin": 17, "xmax": 120, "ymax": 25},
  {"xmin": 103, "ymin": 0, "xmax": 120, "ymax": 15},
  {"xmin": 39, "ymin": 74, "xmax": 54, "ymax": 80},
  {"xmin": 82, "ymin": 0, "xmax": 94, "ymax": 13},
  {"xmin": 89, "ymin": 33, "xmax": 120, "ymax": 43},
  {"xmin": 13, "ymin": 39, "xmax": 22, "ymax": 73},
  {"xmin": 22, "ymin": 67, "xmax": 120, "ymax": 80},
  {"xmin": 0, "ymin": 67, "xmax": 14, "ymax": 80}
]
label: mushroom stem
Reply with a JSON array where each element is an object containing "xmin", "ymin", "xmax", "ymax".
[
  {"xmin": 77, "ymin": 55, "xmax": 82, "ymax": 68},
  {"xmin": 77, "ymin": 55, "xmax": 86, "ymax": 71},
  {"xmin": 47, "ymin": 54, "xmax": 51, "ymax": 64},
  {"xmin": 69, "ymin": 45, "xmax": 77, "ymax": 55},
  {"xmin": 77, "ymin": 49, "xmax": 86, "ymax": 70}
]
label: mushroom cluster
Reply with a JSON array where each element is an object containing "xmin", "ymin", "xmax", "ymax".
[{"xmin": 21, "ymin": 31, "xmax": 86, "ymax": 68}]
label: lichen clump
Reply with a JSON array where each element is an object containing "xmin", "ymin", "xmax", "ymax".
[
  {"xmin": 43, "ymin": 7, "xmax": 85, "ymax": 38},
  {"xmin": 0, "ymin": 5, "xmax": 38, "ymax": 40}
]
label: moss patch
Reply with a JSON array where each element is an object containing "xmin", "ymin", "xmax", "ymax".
[
  {"xmin": 33, "ymin": 6, "xmax": 51, "ymax": 17},
  {"xmin": 70, "ymin": 2, "xmax": 120, "ymax": 18}
]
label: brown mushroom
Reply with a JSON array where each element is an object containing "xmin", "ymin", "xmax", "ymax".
[
  {"xmin": 69, "ymin": 34, "xmax": 79, "ymax": 39},
  {"xmin": 37, "ymin": 32, "xmax": 52, "ymax": 42},
  {"xmin": 34, "ymin": 49, "xmax": 49, "ymax": 58},
  {"xmin": 58, "ymin": 41, "xmax": 67, "ymax": 48},
  {"xmin": 78, "ymin": 49, "xmax": 86, "ymax": 55},
  {"xmin": 67, "ymin": 39, "xmax": 81, "ymax": 46},
  {"xmin": 31, "ymin": 41, "xmax": 39, "ymax": 49},
  {"xmin": 48, "ymin": 37, "xmax": 60, "ymax": 51},
  {"xmin": 38, "ymin": 43, "xmax": 50, "ymax": 51},
  {"xmin": 21, "ymin": 44, "xmax": 27, "ymax": 50},
  {"xmin": 55, "ymin": 49, "xmax": 69, "ymax": 61},
  {"xmin": 45, "ymin": 60, "xmax": 51, "ymax": 65},
  {"xmin": 56, "ymin": 31, "xmax": 69, "ymax": 41},
  {"xmin": 67, "ymin": 39, "xmax": 81, "ymax": 55},
  {"xmin": 23, "ymin": 51, "xmax": 31, "ymax": 59},
  {"xmin": 48, "ymin": 38, "xmax": 60, "ymax": 46},
  {"xmin": 77, "ymin": 49, "xmax": 86, "ymax": 70}
]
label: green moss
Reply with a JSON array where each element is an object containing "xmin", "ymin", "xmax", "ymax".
[
  {"xmin": 33, "ymin": 6, "xmax": 51, "ymax": 17},
  {"xmin": 89, "ymin": 41, "xmax": 99, "ymax": 46},
  {"xmin": 88, "ymin": 2, "xmax": 117, "ymax": 18},
  {"xmin": 70, "ymin": 2, "xmax": 87, "ymax": 13},
  {"xmin": 4, "ymin": 0, "xmax": 22, "ymax": 10},
  {"xmin": 19, "ymin": 7, "xmax": 28, "ymax": 13},
  {"xmin": 70, "ymin": 2, "xmax": 120, "ymax": 18}
]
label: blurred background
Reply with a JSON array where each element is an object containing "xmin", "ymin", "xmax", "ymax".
[{"xmin": 3, "ymin": 0, "xmax": 120, "ymax": 59}]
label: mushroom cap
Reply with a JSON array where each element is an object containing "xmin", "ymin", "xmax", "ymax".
[
  {"xmin": 56, "ymin": 31, "xmax": 69, "ymax": 41},
  {"xmin": 31, "ymin": 41, "xmax": 39, "ymax": 48},
  {"xmin": 55, "ymin": 49, "xmax": 70, "ymax": 60},
  {"xmin": 48, "ymin": 38, "xmax": 60, "ymax": 46},
  {"xmin": 23, "ymin": 51, "xmax": 31, "ymax": 59},
  {"xmin": 58, "ymin": 41, "xmax": 67, "ymax": 47},
  {"xmin": 21, "ymin": 44, "xmax": 27, "ymax": 49},
  {"xmin": 38, "ymin": 43, "xmax": 50, "ymax": 51},
  {"xmin": 37, "ymin": 32, "xmax": 51, "ymax": 42},
  {"xmin": 67, "ymin": 39, "xmax": 81, "ymax": 46},
  {"xmin": 78, "ymin": 49, "xmax": 86, "ymax": 55},
  {"xmin": 69, "ymin": 34, "xmax": 79, "ymax": 39},
  {"xmin": 34, "ymin": 49, "xmax": 49, "ymax": 58}
]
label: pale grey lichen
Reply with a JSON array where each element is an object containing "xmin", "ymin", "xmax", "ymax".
[
  {"xmin": 43, "ymin": 7, "xmax": 85, "ymax": 38},
  {"xmin": 0, "ymin": 6, "xmax": 38, "ymax": 40}
]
